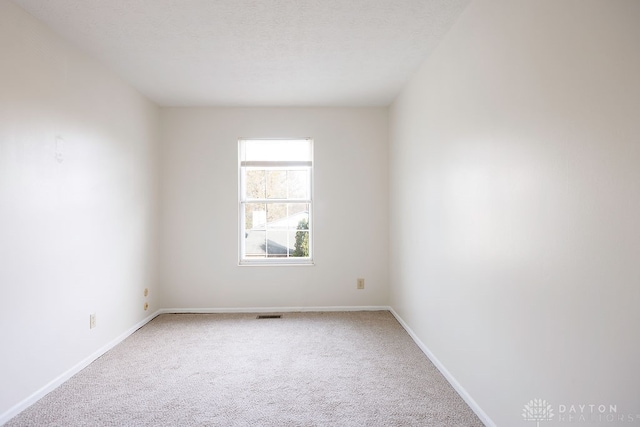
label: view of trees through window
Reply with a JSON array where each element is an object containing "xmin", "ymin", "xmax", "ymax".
[
  {"xmin": 239, "ymin": 139, "xmax": 312, "ymax": 263},
  {"xmin": 293, "ymin": 218, "xmax": 309, "ymax": 257}
]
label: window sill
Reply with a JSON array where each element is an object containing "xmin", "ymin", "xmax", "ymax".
[{"xmin": 238, "ymin": 260, "xmax": 315, "ymax": 267}]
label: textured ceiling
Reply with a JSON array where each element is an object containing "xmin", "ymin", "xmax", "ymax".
[{"xmin": 11, "ymin": 0, "xmax": 471, "ymax": 107}]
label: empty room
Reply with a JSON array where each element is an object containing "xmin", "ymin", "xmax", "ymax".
[{"xmin": 1, "ymin": 0, "xmax": 639, "ymax": 426}]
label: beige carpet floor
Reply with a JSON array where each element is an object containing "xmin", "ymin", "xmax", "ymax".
[{"xmin": 6, "ymin": 311, "xmax": 484, "ymax": 426}]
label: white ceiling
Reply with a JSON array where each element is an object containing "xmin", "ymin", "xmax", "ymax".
[{"xmin": 11, "ymin": 0, "xmax": 470, "ymax": 107}]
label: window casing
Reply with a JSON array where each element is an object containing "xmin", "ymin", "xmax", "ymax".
[{"xmin": 239, "ymin": 138, "xmax": 313, "ymax": 265}]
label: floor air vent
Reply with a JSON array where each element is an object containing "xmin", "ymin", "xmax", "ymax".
[{"xmin": 256, "ymin": 315, "xmax": 282, "ymax": 319}]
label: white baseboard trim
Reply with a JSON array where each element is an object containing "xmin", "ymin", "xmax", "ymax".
[
  {"xmin": 388, "ymin": 308, "xmax": 496, "ymax": 427},
  {"xmin": 158, "ymin": 305, "xmax": 391, "ymax": 314},
  {"xmin": 0, "ymin": 310, "xmax": 162, "ymax": 426}
]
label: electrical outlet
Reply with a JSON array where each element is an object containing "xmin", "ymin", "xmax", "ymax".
[
  {"xmin": 144, "ymin": 302, "xmax": 149, "ymax": 311},
  {"xmin": 89, "ymin": 313, "xmax": 96, "ymax": 329},
  {"xmin": 144, "ymin": 288, "xmax": 148, "ymax": 297},
  {"xmin": 357, "ymin": 278, "xmax": 365, "ymax": 290}
]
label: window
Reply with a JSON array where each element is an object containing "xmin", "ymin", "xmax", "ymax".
[{"xmin": 239, "ymin": 138, "xmax": 313, "ymax": 265}]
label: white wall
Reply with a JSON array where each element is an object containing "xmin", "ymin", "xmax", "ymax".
[
  {"xmin": 160, "ymin": 108, "xmax": 388, "ymax": 309},
  {"xmin": 389, "ymin": 0, "xmax": 640, "ymax": 425},
  {"xmin": 0, "ymin": 0, "xmax": 160, "ymax": 420}
]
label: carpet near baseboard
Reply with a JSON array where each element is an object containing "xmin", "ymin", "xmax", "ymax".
[{"xmin": 6, "ymin": 311, "xmax": 484, "ymax": 426}]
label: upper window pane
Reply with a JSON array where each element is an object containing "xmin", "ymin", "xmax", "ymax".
[
  {"xmin": 245, "ymin": 170, "xmax": 266, "ymax": 199},
  {"xmin": 266, "ymin": 170, "xmax": 287, "ymax": 199},
  {"xmin": 288, "ymin": 170, "xmax": 310, "ymax": 199}
]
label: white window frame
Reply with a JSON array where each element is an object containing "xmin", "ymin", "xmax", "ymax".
[{"xmin": 238, "ymin": 138, "xmax": 314, "ymax": 266}]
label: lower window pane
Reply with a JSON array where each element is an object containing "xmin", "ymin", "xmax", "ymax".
[
  {"xmin": 242, "ymin": 202, "xmax": 310, "ymax": 260},
  {"xmin": 290, "ymin": 230, "xmax": 309, "ymax": 257},
  {"xmin": 266, "ymin": 203, "xmax": 289, "ymax": 227},
  {"xmin": 245, "ymin": 230, "xmax": 266, "ymax": 258},
  {"xmin": 266, "ymin": 230, "xmax": 289, "ymax": 257},
  {"xmin": 245, "ymin": 203, "xmax": 266, "ymax": 230}
]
